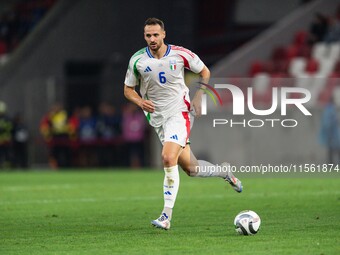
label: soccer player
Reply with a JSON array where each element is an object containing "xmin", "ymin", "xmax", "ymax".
[{"xmin": 124, "ymin": 17, "xmax": 242, "ymax": 230}]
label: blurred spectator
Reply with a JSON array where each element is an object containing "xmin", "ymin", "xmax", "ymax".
[
  {"xmin": 78, "ymin": 106, "xmax": 97, "ymax": 142},
  {"xmin": 308, "ymin": 12, "xmax": 329, "ymax": 45},
  {"xmin": 0, "ymin": 101, "xmax": 13, "ymax": 168},
  {"xmin": 96, "ymin": 102, "xmax": 121, "ymax": 140},
  {"xmin": 11, "ymin": 113, "xmax": 29, "ymax": 168},
  {"xmin": 77, "ymin": 106, "xmax": 97, "ymax": 167},
  {"xmin": 96, "ymin": 102, "xmax": 122, "ymax": 167},
  {"xmin": 39, "ymin": 102, "xmax": 149, "ymax": 168},
  {"xmin": 122, "ymin": 103, "xmax": 147, "ymax": 168},
  {"xmin": 319, "ymin": 96, "xmax": 340, "ymax": 164},
  {"xmin": 324, "ymin": 17, "xmax": 340, "ymax": 43},
  {"xmin": 39, "ymin": 103, "xmax": 71, "ymax": 168},
  {"xmin": 68, "ymin": 106, "xmax": 80, "ymax": 140},
  {"xmin": 324, "ymin": 5, "xmax": 340, "ymax": 43}
]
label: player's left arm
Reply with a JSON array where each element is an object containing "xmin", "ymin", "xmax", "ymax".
[{"xmin": 191, "ymin": 65, "xmax": 210, "ymax": 117}]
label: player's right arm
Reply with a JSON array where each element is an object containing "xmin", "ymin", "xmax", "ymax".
[
  {"xmin": 124, "ymin": 85, "xmax": 155, "ymax": 113},
  {"xmin": 124, "ymin": 51, "xmax": 155, "ymax": 113},
  {"xmin": 191, "ymin": 65, "xmax": 210, "ymax": 117}
]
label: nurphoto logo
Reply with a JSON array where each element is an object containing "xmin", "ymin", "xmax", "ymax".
[{"xmin": 199, "ymin": 82, "xmax": 312, "ymax": 128}]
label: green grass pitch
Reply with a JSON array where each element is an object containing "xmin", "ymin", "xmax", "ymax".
[{"xmin": 0, "ymin": 170, "xmax": 339, "ymax": 255}]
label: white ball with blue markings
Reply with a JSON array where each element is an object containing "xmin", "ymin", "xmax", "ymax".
[{"xmin": 234, "ymin": 210, "xmax": 261, "ymax": 235}]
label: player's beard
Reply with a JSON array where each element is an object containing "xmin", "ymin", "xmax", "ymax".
[{"xmin": 149, "ymin": 42, "xmax": 161, "ymax": 52}]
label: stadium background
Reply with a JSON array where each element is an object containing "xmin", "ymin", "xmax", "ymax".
[{"xmin": 0, "ymin": 0, "xmax": 338, "ymax": 168}]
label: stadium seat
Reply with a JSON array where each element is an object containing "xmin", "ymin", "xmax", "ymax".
[
  {"xmin": 330, "ymin": 43, "xmax": 340, "ymax": 61},
  {"xmin": 271, "ymin": 45, "xmax": 299, "ymax": 62},
  {"xmin": 305, "ymin": 58, "xmax": 319, "ymax": 74},
  {"xmin": 253, "ymin": 73, "xmax": 270, "ymax": 95},
  {"xmin": 243, "ymin": 22, "xmax": 340, "ymax": 107},
  {"xmin": 312, "ymin": 42, "xmax": 328, "ymax": 60},
  {"xmin": 276, "ymin": 60, "xmax": 290, "ymax": 74},
  {"xmin": 316, "ymin": 58, "xmax": 336, "ymax": 76},
  {"xmin": 249, "ymin": 60, "xmax": 265, "ymax": 76},
  {"xmin": 312, "ymin": 42, "xmax": 340, "ymax": 62},
  {"xmin": 293, "ymin": 30, "xmax": 308, "ymax": 47},
  {"xmin": 286, "ymin": 45, "xmax": 299, "ymax": 60},
  {"xmin": 249, "ymin": 73, "xmax": 272, "ymax": 105},
  {"xmin": 263, "ymin": 60, "xmax": 275, "ymax": 74},
  {"xmin": 264, "ymin": 60, "xmax": 288, "ymax": 74},
  {"xmin": 296, "ymin": 44, "xmax": 311, "ymax": 58},
  {"xmin": 288, "ymin": 57, "xmax": 306, "ymax": 76}
]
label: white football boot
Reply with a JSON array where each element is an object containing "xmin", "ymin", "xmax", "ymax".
[
  {"xmin": 151, "ymin": 213, "xmax": 171, "ymax": 230},
  {"xmin": 222, "ymin": 162, "xmax": 243, "ymax": 193}
]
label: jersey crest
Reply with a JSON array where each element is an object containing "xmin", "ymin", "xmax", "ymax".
[{"xmin": 169, "ymin": 60, "xmax": 176, "ymax": 71}]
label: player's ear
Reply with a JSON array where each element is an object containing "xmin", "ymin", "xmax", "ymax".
[{"xmin": 163, "ymin": 30, "xmax": 166, "ymax": 39}]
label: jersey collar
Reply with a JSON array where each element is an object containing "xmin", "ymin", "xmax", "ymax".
[{"xmin": 146, "ymin": 44, "xmax": 171, "ymax": 58}]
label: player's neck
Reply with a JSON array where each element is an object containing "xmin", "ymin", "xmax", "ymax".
[{"xmin": 149, "ymin": 44, "xmax": 167, "ymax": 59}]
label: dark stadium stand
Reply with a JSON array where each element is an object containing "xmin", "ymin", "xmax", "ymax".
[{"xmin": 0, "ymin": 0, "xmax": 57, "ymax": 58}]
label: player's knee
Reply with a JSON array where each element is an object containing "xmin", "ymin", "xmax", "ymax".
[{"xmin": 162, "ymin": 152, "xmax": 178, "ymax": 167}]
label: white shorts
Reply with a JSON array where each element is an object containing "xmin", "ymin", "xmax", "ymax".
[{"xmin": 154, "ymin": 111, "xmax": 194, "ymax": 147}]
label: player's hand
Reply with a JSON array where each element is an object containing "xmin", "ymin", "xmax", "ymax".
[
  {"xmin": 191, "ymin": 91, "xmax": 203, "ymax": 117},
  {"xmin": 141, "ymin": 99, "xmax": 155, "ymax": 113}
]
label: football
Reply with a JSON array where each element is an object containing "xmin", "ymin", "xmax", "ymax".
[{"xmin": 234, "ymin": 210, "xmax": 261, "ymax": 235}]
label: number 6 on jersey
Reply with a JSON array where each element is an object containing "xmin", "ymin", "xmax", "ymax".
[{"xmin": 159, "ymin": 72, "xmax": 166, "ymax": 84}]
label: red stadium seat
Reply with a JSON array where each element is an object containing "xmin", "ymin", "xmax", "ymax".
[
  {"xmin": 271, "ymin": 45, "xmax": 300, "ymax": 62},
  {"xmin": 249, "ymin": 61, "xmax": 265, "ymax": 76},
  {"xmin": 285, "ymin": 45, "xmax": 298, "ymax": 60},
  {"xmin": 297, "ymin": 45, "xmax": 311, "ymax": 58},
  {"xmin": 265, "ymin": 60, "xmax": 290, "ymax": 74},
  {"xmin": 293, "ymin": 30, "xmax": 308, "ymax": 47},
  {"xmin": 289, "ymin": 57, "xmax": 307, "ymax": 76},
  {"xmin": 305, "ymin": 58, "xmax": 319, "ymax": 73}
]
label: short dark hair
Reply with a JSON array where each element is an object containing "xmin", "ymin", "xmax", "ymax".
[{"xmin": 144, "ymin": 17, "xmax": 165, "ymax": 30}]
